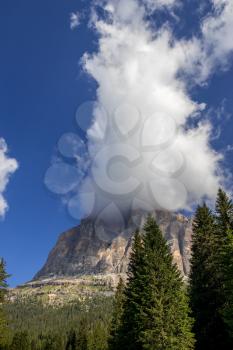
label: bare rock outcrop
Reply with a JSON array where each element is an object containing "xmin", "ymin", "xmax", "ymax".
[{"xmin": 34, "ymin": 210, "xmax": 193, "ymax": 281}]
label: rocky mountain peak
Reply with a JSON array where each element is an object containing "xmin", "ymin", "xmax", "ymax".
[{"xmin": 34, "ymin": 210, "xmax": 193, "ymax": 281}]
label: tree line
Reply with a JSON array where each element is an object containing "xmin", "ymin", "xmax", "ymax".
[
  {"xmin": 0, "ymin": 293, "xmax": 112, "ymax": 349},
  {"xmin": 1, "ymin": 188, "xmax": 233, "ymax": 349}
]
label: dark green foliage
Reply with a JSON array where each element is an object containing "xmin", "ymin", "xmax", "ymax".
[
  {"xmin": 0, "ymin": 260, "xmax": 8, "ymax": 302},
  {"xmin": 11, "ymin": 331, "xmax": 30, "ymax": 350},
  {"xmin": 66, "ymin": 329, "xmax": 77, "ymax": 350},
  {"xmin": 119, "ymin": 229, "xmax": 144, "ymax": 350},
  {"xmin": 189, "ymin": 196, "xmax": 233, "ymax": 349},
  {"xmin": 41, "ymin": 334, "xmax": 64, "ymax": 350},
  {"xmin": 108, "ymin": 277, "xmax": 125, "ymax": 350},
  {"xmin": 222, "ymin": 230, "xmax": 233, "ymax": 340},
  {"xmin": 114, "ymin": 217, "xmax": 195, "ymax": 350},
  {"xmin": 0, "ymin": 259, "xmax": 9, "ymax": 348},
  {"xmin": 76, "ymin": 319, "xmax": 88, "ymax": 350},
  {"xmin": 139, "ymin": 217, "xmax": 195, "ymax": 350},
  {"xmin": 189, "ymin": 204, "xmax": 223, "ymax": 349},
  {"xmin": 3, "ymin": 296, "xmax": 112, "ymax": 350},
  {"xmin": 216, "ymin": 188, "xmax": 233, "ymax": 236},
  {"xmin": 215, "ymin": 189, "xmax": 233, "ymax": 343}
]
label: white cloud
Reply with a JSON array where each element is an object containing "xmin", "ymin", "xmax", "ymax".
[
  {"xmin": 144, "ymin": 0, "xmax": 178, "ymax": 10},
  {"xmin": 0, "ymin": 138, "xmax": 18, "ymax": 218},
  {"xmin": 226, "ymin": 145, "xmax": 233, "ymax": 152},
  {"xmin": 203, "ymin": 0, "xmax": 233, "ymax": 62},
  {"xmin": 188, "ymin": 0, "xmax": 233, "ymax": 83},
  {"xmin": 72, "ymin": 0, "xmax": 233, "ymax": 215},
  {"xmin": 70, "ymin": 12, "xmax": 81, "ymax": 30}
]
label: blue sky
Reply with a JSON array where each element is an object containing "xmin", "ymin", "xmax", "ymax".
[
  {"xmin": 1, "ymin": 0, "xmax": 233, "ymax": 287},
  {"xmin": 0, "ymin": 0, "xmax": 96, "ymax": 286}
]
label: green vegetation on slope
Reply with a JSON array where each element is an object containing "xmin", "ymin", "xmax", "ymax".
[{"xmin": 3, "ymin": 296, "xmax": 113, "ymax": 350}]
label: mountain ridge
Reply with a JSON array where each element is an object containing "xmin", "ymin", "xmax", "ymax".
[
  {"xmin": 34, "ymin": 210, "xmax": 193, "ymax": 281},
  {"xmin": 8, "ymin": 210, "xmax": 193, "ymax": 306}
]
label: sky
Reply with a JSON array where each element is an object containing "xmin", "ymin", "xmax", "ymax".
[{"xmin": 1, "ymin": 0, "xmax": 233, "ymax": 287}]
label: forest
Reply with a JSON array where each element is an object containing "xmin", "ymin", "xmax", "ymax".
[{"xmin": 1, "ymin": 188, "xmax": 233, "ymax": 350}]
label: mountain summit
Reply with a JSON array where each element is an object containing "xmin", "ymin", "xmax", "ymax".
[{"xmin": 35, "ymin": 210, "xmax": 192, "ymax": 281}]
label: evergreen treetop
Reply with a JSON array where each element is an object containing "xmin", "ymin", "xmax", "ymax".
[
  {"xmin": 215, "ymin": 189, "xmax": 233, "ymax": 344},
  {"xmin": 215, "ymin": 188, "xmax": 233, "ymax": 236},
  {"xmin": 189, "ymin": 201, "xmax": 232, "ymax": 349},
  {"xmin": 0, "ymin": 259, "xmax": 8, "ymax": 303},
  {"xmin": 115, "ymin": 216, "xmax": 195, "ymax": 350}
]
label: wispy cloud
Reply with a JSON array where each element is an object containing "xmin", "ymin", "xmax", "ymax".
[
  {"xmin": 226, "ymin": 145, "xmax": 233, "ymax": 153},
  {"xmin": 0, "ymin": 138, "xmax": 18, "ymax": 218},
  {"xmin": 195, "ymin": 0, "xmax": 233, "ymax": 83},
  {"xmin": 70, "ymin": 12, "xmax": 81, "ymax": 30},
  {"xmin": 144, "ymin": 0, "xmax": 179, "ymax": 10}
]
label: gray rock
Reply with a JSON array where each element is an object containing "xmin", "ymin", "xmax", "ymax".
[{"xmin": 34, "ymin": 210, "xmax": 193, "ymax": 281}]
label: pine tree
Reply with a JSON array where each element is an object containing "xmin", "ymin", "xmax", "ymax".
[
  {"xmin": 66, "ymin": 329, "xmax": 77, "ymax": 350},
  {"xmin": 139, "ymin": 216, "xmax": 194, "ymax": 350},
  {"xmin": 0, "ymin": 259, "xmax": 9, "ymax": 348},
  {"xmin": 222, "ymin": 233, "xmax": 233, "ymax": 343},
  {"xmin": 10, "ymin": 331, "xmax": 31, "ymax": 350},
  {"xmin": 118, "ymin": 229, "xmax": 144, "ymax": 350},
  {"xmin": 115, "ymin": 218, "xmax": 194, "ymax": 350},
  {"xmin": 108, "ymin": 277, "xmax": 125, "ymax": 350},
  {"xmin": 215, "ymin": 189, "xmax": 233, "ymax": 343},
  {"xmin": 0, "ymin": 260, "xmax": 8, "ymax": 302},
  {"xmin": 216, "ymin": 188, "xmax": 233, "ymax": 236},
  {"xmin": 189, "ymin": 203, "xmax": 230, "ymax": 349}
]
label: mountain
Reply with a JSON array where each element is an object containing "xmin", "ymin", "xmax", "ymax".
[
  {"xmin": 35, "ymin": 210, "xmax": 192, "ymax": 280},
  {"xmin": 9, "ymin": 210, "xmax": 193, "ymax": 305}
]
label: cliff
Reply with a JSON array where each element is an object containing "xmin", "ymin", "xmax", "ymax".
[
  {"xmin": 35, "ymin": 210, "xmax": 192, "ymax": 280},
  {"xmin": 9, "ymin": 211, "xmax": 193, "ymax": 305}
]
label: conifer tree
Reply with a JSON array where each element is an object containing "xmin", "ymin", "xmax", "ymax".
[
  {"xmin": 0, "ymin": 260, "xmax": 8, "ymax": 302},
  {"xmin": 115, "ymin": 218, "xmax": 194, "ymax": 350},
  {"xmin": 10, "ymin": 331, "xmax": 30, "ymax": 350},
  {"xmin": 215, "ymin": 189, "xmax": 233, "ymax": 343},
  {"xmin": 66, "ymin": 329, "xmax": 77, "ymax": 350},
  {"xmin": 118, "ymin": 229, "xmax": 144, "ymax": 350},
  {"xmin": 189, "ymin": 203, "xmax": 230, "ymax": 349},
  {"xmin": 0, "ymin": 259, "xmax": 9, "ymax": 348},
  {"xmin": 108, "ymin": 277, "xmax": 125, "ymax": 350},
  {"xmin": 139, "ymin": 217, "xmax": 194, "ymax": 350},
  {"xmin": 222, "ymin": 234, "xmax": 233, "ymax": 341},
  {"xmin": 216, "ymin": 188, "xmax": 233, "ymax": 236}
]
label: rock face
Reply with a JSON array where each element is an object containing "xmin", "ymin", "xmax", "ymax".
[{"xmin": 35, "ymin": 210, "xmax": 193, "ymax": 281}]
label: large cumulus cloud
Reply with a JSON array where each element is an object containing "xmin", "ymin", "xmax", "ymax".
[{"xmin": 61, "ymin": 0, "xmax": 233, "ymax": 220}]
